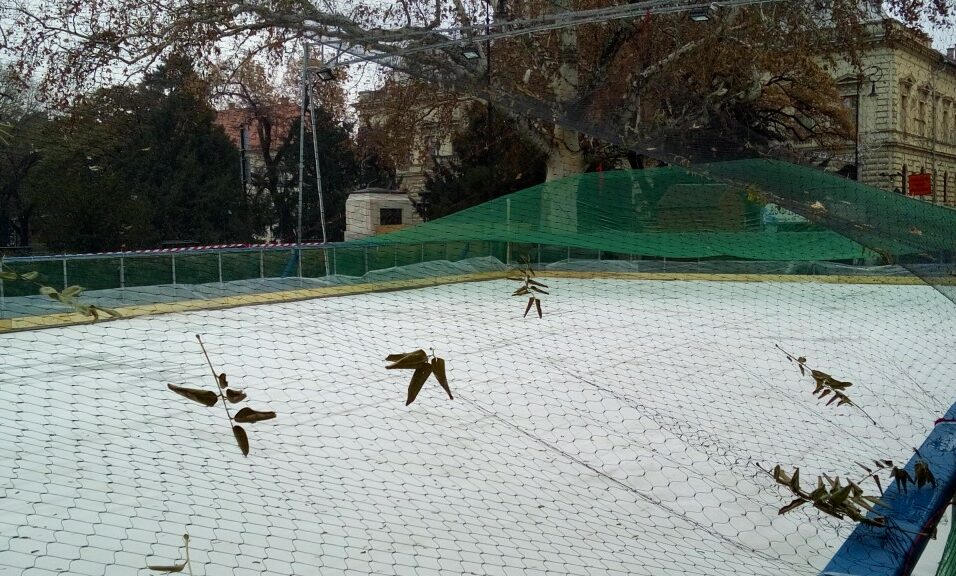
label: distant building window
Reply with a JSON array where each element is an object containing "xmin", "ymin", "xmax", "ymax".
[
  {"xmin": 943, "ymin": 105, "xmax": 950, "ymax": 144},
  {"xmin": 900, "ymin": 93, "xmax": 909, "ymax": 133},
  {"xmin": 916, "ymin": 99, "xmax": 927, "ymax": 137},
  {"xmin": 380, "ymin": 208, "xmax": 403, "ymax": 225},
  {"xmin": 842, "ymin": 95, "xmax": 858, "ymax": 131}
]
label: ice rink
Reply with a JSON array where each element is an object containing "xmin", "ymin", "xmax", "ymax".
[{"xmin": 1, "ymin": 277, "xmax": 954, "ymax": 575}]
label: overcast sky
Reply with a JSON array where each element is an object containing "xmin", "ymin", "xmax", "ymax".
[{"xmin": 923, "ymin": 19, "xmax": 954, "ymax": 53}]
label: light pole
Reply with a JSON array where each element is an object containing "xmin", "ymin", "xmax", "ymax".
[
  {"xmin": 296, "ymin": 44, "xmax": 334, "ymax": 277},
  {"xmin": 854, "ymin": 65, "xmax": 882, "ymax": 182}
]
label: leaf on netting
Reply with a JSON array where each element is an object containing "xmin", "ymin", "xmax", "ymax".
[
  {"xmin": 233, "ymin": 425, "xmax": 249, "ymax": 456},
  {"xmin": 431, "ymin": 357, "xmax": 452, "ymax": 400},
  {"xmin": 168, "ymin": 384, "xmax": 218, "ymax": 407},
  {"xmin": 92, "ymin": 306, "xmax": 121, "ymax": 318},
  {"xmin": 830, "ymin": 484, "xmax": 853, "ymax": 505},
  {"xmin": 528, "ymin": 279, "xmax": 548, "ymax": 288},
  {"xmin": 39, "ymin": 285, "xmax": 58, "ymax": 298},
  {"xmin": 797, "ymin": 356, "xmax": 806, "ymax": 364},
  {"xmin": 826, "ymin": 394, "xmax": 840, "ymax": 407},
  {"xmin": 530, "ymin": 286, "xmax": 549, "ymax": 295},
  {"xmin": 829, "ymin": 378, "xmax": 852, "ymax": 390},
  {"xmin": 535, "ymin": 298, "xmax": 542, "ymax": 318},
  {"xmin": 234, "ymin": 407, "xmax": 276, "ymax": 424},
  {"xmin": 147, "ymin": 563, "xmax": 186, "ymax": 572},
  {"xmin": 386, "ymin": 349, "xmax": 429, "ymax": 369},
  {"xmin": 810, "ymin": 201, "xmax": 826, "ymax": 211},
  {"xmin": 778, "ymin": 498, "xmax": 807, "ymax": 515},
  {"xmin": 914, "ymin": 461, "xmax": 937, "ymax": 489},
  {"xmin": 848, "ymin": 480, "xmax": 863, "ymax": 497},
  {"xmin": 819, "ymin": 389, "xmax": 831, "ymax": 399},
  {"xmin": 60, "ymin": 285, "xmax": 84, "ymax": 298},
  {"xmin": 852, "ymin": 495, "xmax": 882, "ymax": 513},
  {"xmin": 506, "ymin": 277, "xmax": 524, "ymax": 282},
  {"xmin": 881, "ymin": 460, "xmax": 894, "ymax": 467},
  {"xmin": 226, "ymin": 389, "xmax": 247, "ymax": 404},
  {"xmin": 0, "ymin": 271, "xmax": 17, "ymax": 280},
  {"xmin": 524, "ymin": 297, "xmax": 534, "ymax": 318},
  {"xmin": 822, "ymin": 474, "xmax": 837, "ymax": 489},
  {"xmin": 20, "ymin": 271, "xmax": 39, "ymax": 281},
  {"xmin": 808, "ymin": 488, "xmax": 827, "ymax": 502},
  {"xmin": 217, "ymin": 373, "xmax": 228, "ymax": 388},
  {"xmin": 789, "ymin": 468, "xmax": 801, "ymax": 492},
  {"xmin": 513, "ymin": 287, "xmax": 530, "ymax": 296},
  {"xmin": 891, "ymin": 467, "xmax": 910, "ymax": 493},
  {"xmin": 799, "ymin": 364, "xmax": 805, "ymax": 376},
  {"xmin": 406, "ymin": 364, "xmax": 433, "ymax": 406},
  {"xmin": 872, "ymin": 474, "xmax": 883, "ymax": 495},
  {"xmin": 857, "ymin": 462, "xmax": 873, "ymax": 474},
  {"xmin": 772, "ymin": 465, "xmax": 790, "ymax": 485}
]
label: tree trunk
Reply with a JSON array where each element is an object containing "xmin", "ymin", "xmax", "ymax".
[
  {"xmin": 540, "ymin": 20, "xmax": 583, "ymax": 233},
  {"xmin": 15, "ymin": 212, "xmax": 30, "ymax": 247},
  {"xmin": 545, "ymin": 124, "xmax": 585, "ymax": 181}
]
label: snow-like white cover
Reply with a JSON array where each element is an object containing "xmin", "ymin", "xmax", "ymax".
[{"xmin": 1, "ymin": 278, "xmax": 953, "ymax": 576}]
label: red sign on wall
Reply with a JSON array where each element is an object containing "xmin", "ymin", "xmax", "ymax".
[{"xmin": 909, "ymin": 173, "xmax": 932, "ymax": 196}]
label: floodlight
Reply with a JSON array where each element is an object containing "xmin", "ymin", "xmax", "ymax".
[
  {"xmin": 462, "ymin": 46, "xmax": 482, "ymax": 60},
  {"xmin": 314, "ymin": 67, "xmax": 336, "ymax": 82}
]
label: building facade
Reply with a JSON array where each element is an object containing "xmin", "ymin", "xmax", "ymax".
[
  {"xmin": 354, "ymin": 89, "xmax": 463, "ymax": 195},
  {"xmin": 821, "ymin": 20, "xmax": 956, "ymax": 204}
]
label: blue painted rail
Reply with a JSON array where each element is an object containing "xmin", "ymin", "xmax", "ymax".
[{"xmin": 822, "ymin": 401, "xmax": 956, "ymax": 576}]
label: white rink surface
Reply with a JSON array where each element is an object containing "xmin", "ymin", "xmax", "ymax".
[{"xmin": 1, "ymin": 278, "xmax": 954, "ymax": 576}]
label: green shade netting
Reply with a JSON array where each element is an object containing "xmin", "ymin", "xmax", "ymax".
[
  {"xmin": 937, "ymin": 509, "xmax": 956, "ymax": 576},
  {"xmin": 351, "ymin": 160, "xmax": 956, "ymax": 264}
]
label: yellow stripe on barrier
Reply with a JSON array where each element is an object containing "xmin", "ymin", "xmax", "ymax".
[
  {"xmin": 0, "ymin": 271, "xmax": 933, "ymax": 333},
  {"xmin": 0, "ymin": 271, "xmax": 507, "ymax": 333}
]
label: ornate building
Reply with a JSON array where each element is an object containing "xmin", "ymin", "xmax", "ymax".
[{"xmin": 821, "ymin": 20, "xmax": 956, "ymax": 203}]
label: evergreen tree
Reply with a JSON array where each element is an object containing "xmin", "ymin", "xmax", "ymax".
[
  {"xmin": 424, "ymin": 104, "xmax": 546, "ymax": 219},
  {"xmin": 273, "ymin": 100, "xmax": 392, "ymax": 243},
  {"xmin": 27, "ymin": 55, "xmax": 253, "ymax": 252}
]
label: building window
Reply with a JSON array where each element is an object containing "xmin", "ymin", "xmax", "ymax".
[
  {"xmin": 916, "ymin": 97, "xmax": 927, "ymax": 137},
  {"xmin": 900, "ymin": 93, "xmax": 909, "ymax": 133},
  {"xmin": 842, "ymin": 94, "xmax": 859, "ymax": 131},
  {"xmin": 943, "ymin": 105, "xmax": 950, "ymax": 144},
  {"xmin": 380, "ymin": 208, "xmax": 403, "ymax": 225}
]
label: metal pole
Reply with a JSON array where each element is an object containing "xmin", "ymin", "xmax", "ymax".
[
  {"xmin": 306, "ymin": 83, "xmax": 331, "ymax": 278},
  {"xmin": 0, "ymin": 257, "xmax": 5, "ymax": 320},
  {"xmin": 854, "ymin": 75, "xmax": 861, "ymax": 181},
  {"xmin": 307, "ymin": 84, "xmax": 329, "ymax": 246},
  {"xmin": 171, "ymin": 254, "xmax": 177, "ymax": 286},
  {"xmin": 297, "ymin": 44, "xmax": 309, "ymax": 279},
  {"xmin": 62, "ymin": 257, "xmax": 68, "ymax": 289},
  {"xmin": 218, "ymin": 252, "xmax": 224, "ymax": 287},
  {"xmin": 119, "ymin": 257, "xmax": 126, "ymax": 302},
  {"xmin": 259, "ymin": 248, "xmax": 264, "ymax": 279}
]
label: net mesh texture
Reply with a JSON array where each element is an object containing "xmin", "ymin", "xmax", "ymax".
[{"xmin": 1, "ymin": 160, "xmax": 955, "ymax": 576}]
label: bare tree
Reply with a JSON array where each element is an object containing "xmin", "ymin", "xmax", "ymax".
[{"xmin": 2, "ymin": 0, "xmax": 950, "ymax": 179}]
